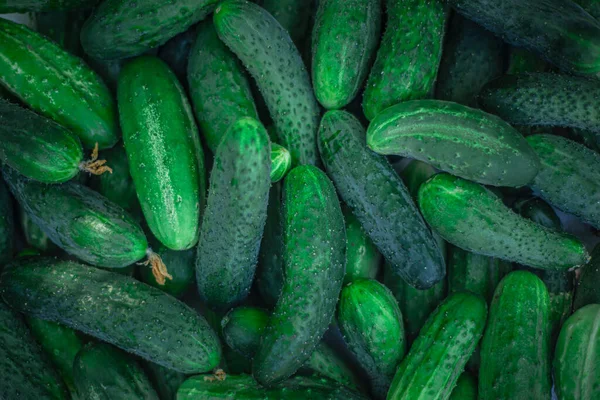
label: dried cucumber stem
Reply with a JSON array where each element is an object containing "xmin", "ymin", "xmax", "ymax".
[
  {"xmin": 203, "ymin": 369, "xmax": 227, "ymax": 382},
  {"xmin": 79, "ymin": 143, "xmax": 113, "ymax": 176},
  {"xmin": 140, "ymin": 249, "xmax": 172, "ymax": 285}
]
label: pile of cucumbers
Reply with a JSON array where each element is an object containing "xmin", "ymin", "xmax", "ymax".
[{"xmin": 1, "ymin": 0, "xmax": 600, "ymax": 399}]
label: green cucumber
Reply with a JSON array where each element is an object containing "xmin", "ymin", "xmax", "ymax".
[
  {"xmin": 366, "ymin": 100, "xmax": 541, "ymax": 187},
  {"xmin": 73, "ymin": 342, "xmax": 159, "ymax": 400},
  {"xmin": 318, "ymin": 109, "xmax": 445, "ymax": 289},
  {"xmin": 506, "ymin": 48, "xmax": 548, "ymax": 75},
  {"xmin": 398, "ymin": 159, "xmax": 437, "ymax": 200},
  {"xmin": 20, "ymin": 206, "xmax": 57, "ymax": 252},
  {"xmin": 447, "ymin": 0, "xmax": 600, "ymax": 77},
  {"xmin": 554, "ymin": 304, "xmax": 600, "ymax": 400},
  {"xmin": 479, "ymin": 271, "xmax": 551, "ymax": 400},
  {"xmin": 0, "ymin": 0, "xmax": 97, "ymax": 12},
  {"xmin": 0, "ymin": 175, "xmax": 14, "ymax": 267},
  {"xmin": 575, "ymin": 0, "xmax": 600, "ymax": 19},
  {"xmin": 513, "ymin": 196, "xmax": 562, "ymax": 230},
  {"xmin": 187, "ymin": 19, "xmax": 259, "ymax": 153},
  {"xmin": 196, "ymin": 117, "xmax": 270, "ymax": 310},
  {"xmin": 311, "ymin": 0, "xmax": 381, "ymax": 109},
  {"xmin": 158, "ymin": 25, "xmax": 198, "ymax": 84},
  {"xmin": 118, "ymin": 56, "xmax": 206, "ymax": 251},
  {"xmin": 80, "ymin": 0, "xmax": 218, "ymax": 60},
  {"xmin": 0, "ymin": 257, "xmax": 221, "ymax": 373},
  {"xmin": 435, "ymin": 14, "xmax": 504, "ymax": 105},
  {"xmin": 270, "ymin": 143, "xmax": 292, "ymax": 183},
  {"xmin": 418, "ymin": 173, "xmax": 589, "ymax": 270},
  {"xmin": 387, "ymin": 292, "xmax": 487, "ymax": 400},
  {"xmin": 343, "ymin": 208, "xmax": 381, "ymax": 285},
  {"xmin": 362, "ymin": 0, "xmax": 445, "ymax": 120},
  {"xmin": 0, "ymin": 18, "xmax": 118, "ymax": 149},
  {"xmin": 338, "ymin": 279, "xmax": 405, "ymax": 398},
  {"xmin": 144, "ymin": 362, "xmax": 187, "ymax": 400},
  {"xmin": 36, "ymin": 10, "xmax": 87, "ymax": 55},
  {"xmin": 253, "ymin": 165, "xmax": 345, "ymax": 385},
  {"xmin": 260, "ymin": 0, "xmax": 312, "ymax": 45},
  {"xmin": 214, "ymin": 0, "xmax": 321, "ymax": 166},
  {"xmin": 449, "ymin": 372, "xmax": 477, "ymax": 400},
  {"xmin": 0, "ymin": 301, "xmax": 68, "ymax": 400},
  {"xmin": 574, "ymin": 244, "xmax": 600, "ymax": 310},
  {"xmin": 139, "ymin": 243, "xmax": 195, "ymax": 298}
]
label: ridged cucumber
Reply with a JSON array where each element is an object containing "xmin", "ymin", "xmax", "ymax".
[
  {"xmin": 366, "ymin": 100, "xmax": 540, "ymax": 187},
  {"xmin": 214, "ymin": 0, "xmax": 321, "ymax": 166},
  {"xmin": 418, "ymin": 173, "xmax": 589, "ymax": 270},
  {"xmin": 318, "ymin": 109, "xmax": 444, "ymax": 289},
  {"xmin": 574, "ymin": 244, "xmax": 600, "ymax": 310},
  {"xmin": 260, "ymin": 0, "xmax": 313, "ymax": 45},
  {"xmin": 343, "ymin": 208, "xmax": 381, "ymax": 285},
  {"xmin": 449, "ymin": 372, "xmax": 477, "ymax": 400},
  {"xmin": 0, "ymin": 0, "xmax": 97, "ymax": 12},
  {"xmin": 139, "ymin": 242, "xmax": 195, "ymax": 298},
  {"xmin": 253, "ymin": 165, "xmax": 345, "ymax": 385},
  {"xmin": 0, "ymin": 176, "xmax": 14, "ymax": 268},
  {"xmin": 144, "ymin": 362, "xmax": 187, "ymax": 400},
  {"xmin": 270, "ymin": 143, "xmax": 292, "ymax": 183},
  {"xmin": 479, "ymin": 271, "xmax": 552, "ymax": 400}
]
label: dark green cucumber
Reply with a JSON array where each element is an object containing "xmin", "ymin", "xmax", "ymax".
[
  {"xmin": 158, "ymin": 25, "xmax": 198, "ymax": 84},
  {"xmin": 214, "ymin": 0, "xmax": 320, "ymax": 166},
  {"xmin": 0, "ymin": 175, "xmax": 14, "ymax": 268},
  {"xmin": 73, "ymin": 342, "xmax": 159, "ymax": 400},
  {"xmin": 0, "ymin": 18, "xmax": 117, "ymax": 149},
  {"xmin": 479, "ymin": 271, "xmax": 551, "ymax": 399},
  {"xmin": 140, "ymin": 242, "xmax": 195, "ymax": 298},
  {"xmin": 387, "ymin": 292, "xmax": 487, "ymax": 400},
  {"xmin": 20, "ymin": 206, "xmax": 57, "ymax": 252},
  {"xmin": 343, "ymin": 208, "xmax": 381, "ymax": 285},
  {"xmin": 506, "ymin": 47, "xmax": 548, "ymax": 75},
  {"xmin": 338, "ymin": 279, "xmax": 405, "ymax": 398},
  {"xmin": 574, "ymin": 244, "xmax": 600, "ymax": 310},
  {"xmin": 513, "ymin": 196, "xmax": 562, "ymax": 230},
  {"xmin": 270, "ymin": 143, "xmax": 292, "ymax": 183},
  {"xmin": 0, "ymin": 257, "xmax": 221, "ymax": 373},
  {"xmin": 435, "ymin": 14, "xmax": 504, "ymax": 105},
  {"xmin": 80, "ymin": 0, "xmax": 218, "ymax": 59},
  {"xmin": 318, "ymin": 109, "xmax": 444, "ymax": 289},
  {"xmin": 196, "ymin": 117, "xmax": 270, "ymax": 310},
  {"xmin": 253, "ymin": 165, "xmax": 345, "ymax": 385},
  {"xmin": 260, "ymin": 0, "xmax": 313, "ymax": 45},
  {"xmin": 418, "ymin": 173, "xmax": 589, "ymax": 270},
  {"xmin": 479, "ymin": 73, "xmax": 600, "ymax": 133},
  {"xmin": 447, "ymin": 0, "xmax": 600, "ymax": 77},
  {"xmin": 36, "ymin": 10, "xmax": 87, "ymax": 55},
  {"xmin": 119, "ymin": 56, "xmax": 206, "ymax": 251},
  {"xmin": 362, "ymin": 0, "xmax": 445, "ymax": 120},
  {"xmin": 449, "ymin": 372, "xmax": 477, "ymax": 400},
  {"xmin": 311, "ymin": 0, "xmax": 381, "ymax": 109},
  {"xmin": 187, "ymin": 19, "xmax": 259, "ymax": 153},
  {"xmin": 144, "ymin": 362, "xmax": 187, "ymax": 400},
  {"xmin": 366, "ymin": 100, "xmax": 540, "ymax": 187},
  {"xmin": 0, "ymin": 0, "xmax": 96, "ymax": 12},
  {"xmin": 0, "ymin": 301, "xmax": 68, "ymax": 400}
]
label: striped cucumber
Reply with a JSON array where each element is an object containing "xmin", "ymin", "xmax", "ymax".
[
  {"xmin": 144, "ymin": 362, "xmax": 186, "ymax": 400},
  {"xmin": 574, "ymin": 244, "xmax": 600, "ymax": 310},
  {"xmin": 449, "ymin": 372, "xmax": 477, "ymax": 400},
  {"xmin": 0, "ymin": 0, "xmax": 97, "ymax": 12},
  {"xmin": 343, "ymin": 207, "xmax": 381, "ymax": 285},
  {"xmin": 139, "ymin": 242, "xmax": 195, "ymax": 298},
  {"xmin": 366, "ymin": 100, "xmax": 541, "ymax": 187},
  {"xmin": 270, "ymin": 143, "xmax": 292, "ymax": 183},
  {"xmin": 319, "ymin": 109, "xmax": 445, "ymax": 289},
  {"xmin": 214, "ymin": 0, "xmax": 321, "ymax": 166},
  {"xmin": 260, "ymin": 0, "xmax": 313, "ymax": 45},
  {"xmin": 0, "ymin": 175, "xmax": 13, "ymax": 268}
]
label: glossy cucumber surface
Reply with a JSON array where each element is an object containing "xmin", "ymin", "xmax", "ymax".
[{"xmin": 270, "ymin": 143, "xmax": 292, "ymax": 183}]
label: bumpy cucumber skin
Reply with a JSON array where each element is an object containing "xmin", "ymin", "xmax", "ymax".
[
  {"xmin": 214, "ymin": 0, "xmax": 321, "ymax": 166},
  {"xmin": 0, "ymin": 19, "xmax": 117, "ymax": 149},
  {"xmin": 319, "ymin": 110, "xmax": 445, "ymax": 289},
  {"xmin": 196, "ymin": 117, "xmax": 270, "ymax": 310},
  {"xmin": 527, "ymin": 134, "xmax": 600, "ymax": 229},
  {"xmin": 81, "ymin": 0, "xmax": 219, "ymax": 59},
  {"xmin": 574, "ymin": 244, "xmax": 600, "ymax": 310},
  {"xmin": 187, "ymin": 19, "xmax": 259, "ymax": 153},
  {"xmin": 261, "ymin": 0, "xmax": 312, "ymax": 44},
  {"xmin": 0, "ymin": 0, "xmax": 97, "ymax": 12},
  {"xmin": 435, "ymin": 14, "xmax": 504, "ymax": 105},
  {"xmin": 139, "ymin": 244, "xmax": 195, "ymax": 298},
  {"xmin": 449, "ymin": 372, "xmax": 477, "ymax": 400},
  {"xmin": 0, "ymin": 257, "xmax": 221, "ymax": 373},
  {"xmin": 362, "ymin": 0, "xmax": 445, "ymax": 120},
  {"xmin": 158, "ymin": 25, "xmax": 198, "ymax": 84},
  {"xmin": 270, "ymin": 143, "xmax": 292, "ymax": 183},
  {"xmin": 4, "ymin": 166, "xmax": 148, "ymax": 268},
  {"xmin": 253, "ymin": 165, "xmax": 345, "ymax": 386},
  {"xmin": 367, "ymin": 100, "xmax": 540, "ymax": 187},
  {"xmin": 418, "ymin": 173, "xmax": 589, "ymax": 270},
  {"xmin": 119, "ymin": 56, "xmax": 205, "ymax": 251},
  {"xmin": 311, "ymin": 0, "xmax": 381, "ymax": 109},
  {"xmin": 387, "ymin": 292, "xmax": 487, "ymax": 400},
  {"xmin": 0, "ymin": 176, "xmax": 14, "ymax": 268},
  {"xmin": 480, "ymin": 73, "xmax": 600, "ymax": 133},
  {"xmin": 144, "ymin": 362, "xmax": 186, "ymax": 400},
  {"xmin": 338, "ymin": 279, "xmax": 405, "ymax": 398},
  {"xmin": 343, "ymin": 208, "xmax": 381, "ymax": 285},
  {"xmin": 0, "ymin": 301, "xmax": 69, "ymax": 400}
]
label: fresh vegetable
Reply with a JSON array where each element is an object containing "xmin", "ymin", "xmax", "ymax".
[
  {"xmin": 573, "ymin": 244, "xmax": 600, "ymax": 310},
  {"xmin": 343, "ymin": 208, "xmax": 381, "ymax": 285},
  {"xmin": 270, "ymin": 143, "xmax": 292, "ymax": 183}
]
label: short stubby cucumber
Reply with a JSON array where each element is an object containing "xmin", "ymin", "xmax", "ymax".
[
  {"xmin": 253, "ymin": 165, "xmax": 345, "ymax": 386},
  {"xmin": 214, "ymin": 0, "xmax": 321, "ymax": 166},
  {"xmin": 319, "ymin": 109, "xmax": 445, "ymax": 289},
  {"xmin": 343, "ymin": 208, "xmax": 381, "ymax": 285},
  {"xmin": 447, "ymin": 0, "xmax": 600, "ymax": 77},
  {"xmin": 118, "ymin": 56, "xmax": 206, "ymax": 251},
  {"xmin": 0, "ymin": 257, "xmax": 222, "ymax": 374},
  {"xmin": 574, "ymin": 244, "xmax": 600, "ymax": 310},
  {"xmin": 0, "ymin": 18, "xmax": 117, "ymax": 149},
  {"xmin": 479, "ymin": 271, "xmax": 552, "ymax": 400},
  {"xmin": 0, "ymin": 0, "xmax": 98, "ymax": 12},
  {"xmin": 366, "ymin": 100, "xmax": 541, "ymax": 187},
  {"xmin": 260, "ymin": 0, "xmax": 313, "ymax": 45},
  {"xmin": 362, "ymin": 0, "xmax": 445, "ymax": 120},
  {"xmin": 0, "ymin": 176, "xmax": 14, "ymax": 268},
  {"xmin": 418, "ymin": 173, "xmax": 589, "ymax": 270},
  {"xmin": 187, "ymin": 19, "xmax": 259, "ymax": 153},
  {"xmin": 387, "ymin": 292, "xmax": 487, "ymax": 400},
  {"xmin": 196, "ymin": 117, "xmax": 270, "ymax": 310},
  {"xmin": 311, "ymin": 0, "xmax": 381, "ymax": 109},
  {"xmin": 80, "ymin": 0, "xmax": 219, "ymax": 59},
  {"xmin": 139, "ymin": 241, "xmax": 195, "ymax": 298},
  {"xmin": 270, "ymin": 143, "xmax": 292, "ymax": 183},
  {"xmin": 449, "ymin": 372, "xmax": 477, "ymax": 400}
]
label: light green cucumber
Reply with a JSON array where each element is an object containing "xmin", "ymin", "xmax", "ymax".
[
  {"xmin": 343, "ymin": 207, "xmax": 381, "ymax": 285},
  {"xmin": 0, "ymin": 175, "xmax": 14, "ymax": 268},
  {"xmin": 270, "ymin": 143, "xmax": 292, "ymax": 183},
  {"xmin": 574, "ymin": 244, "xmax": 600, "ymax": 310},
  {"xmin": 449, "ymin": 372, "xmax": 477, "ymax": 400}
]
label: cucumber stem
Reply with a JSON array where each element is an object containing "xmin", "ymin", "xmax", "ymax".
[
  {"xmin": 79, "ymin": 143, "xmax": 113, "ymax": 176},
  {"xmin": 141, "ymin": 249, "xmax": 172, "ymax": 285}
]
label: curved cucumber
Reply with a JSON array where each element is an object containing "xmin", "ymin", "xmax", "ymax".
[
  {"xmin": 144, "ymin": 362, "xmax": 186, "ymax": 400},
  {"xmin": 0, "ymin": 18, "xmax": 117, "ymax": 149},
  {"xmin": 214, "ymin": 0, "xmax": 321, "ymax": 166},
  {"xmin": 479, "ymin": 271, "xmax": 552, "ymax": 400},
  {"xmin": 418, "ymin": 173, "xmax": 589, "ymax": 270},
  {"xmin": 574, "ymin": 244, "xmax": 600, "ymax": 310},
  {"xmin": 118, "ymin": 56, "xmax": 206, "ymax": 251},
  {"xmin": 387, "ymin": 292, "xmax": 487, "ymax": 400},
  {"xmin": 261, "ymin": 0, "xmax": 313, "ymax": 45},
  {"xmin": 270, "ymin": 143, "xmax": 292, "ymax": 183},
  {"xmin": 253, "ymin": 165, "xmax": 345, "ymax": 386},
  {"xmin": 196, "ymin": 117, "xmax": 270, "ymax": 310},
  {"xmin": 0, "ymin": 0, "xmax": 97, "ymax": 12},
  {"xmin": 449, "ymin": 372, "xmax": 477, "ymax": 400},
  {"xmin": 362, "ymin": 0, "xmax": 445, "ymax": 120},
  {"xmin": 311, "ymin": 0, "xmax": 381, "ymax": 109},
  {"xmin": 366, "ymin": 100, "xmax": 540, "ymax": 187},
  {"xmin": 343, "ymin": 208, "xmax": 381, "ymax": 285},
  {"xmin": 139, "ymin": 242, "xmax": 195, "ymax": 298},
  {"xmin": 318, "ymin": 109, "xmax": 444, "ymax": 289},
  {"xmin": 0, "ymin": 176, "xmax": 14, "ymax": 268}
]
